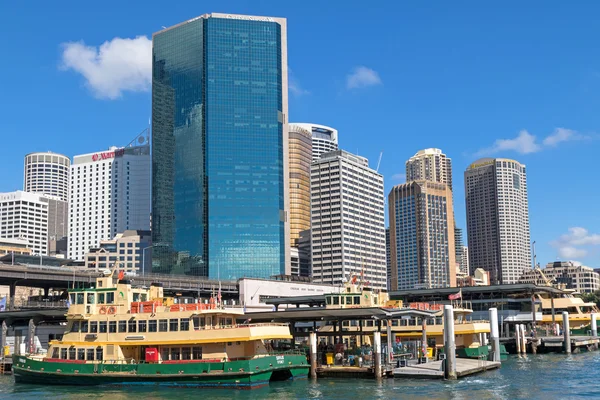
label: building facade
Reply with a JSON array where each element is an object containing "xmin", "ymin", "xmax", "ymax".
[
  {"xmin": 465, "ymin": 158, "xmax": 531, "ymax": 284},
  {"xmin": 520, "ymin": 262, "xmax": 600, "ymax": 293},
  {"xmin": 288, "ymin": 124, "xmax": 312, "ymax": 248},
  {"xmin": 0, "ymin": 191, "xmax": 49, "ymax": 255},
  {"xmin": 84, "ymin": 230, "xmax": 152, "ymax": 274},
  {"xmin": 293, "ymin": 123, "xmax": 338, "ymax": 161},
  {"xmin": 386, "ymin": 227, "xmax": 391, "ymax": 290},
  {"xmin": 311, "ymin": 150, "xmax": 386, "ymax": 289},
  {"xmin": 152, "ymin": 13, "xmax": 290, "ymax": 279},
  {"xmin": 24, "ymin": 152, "xmax": 70, "ymax": 202},
  {"xmin": 405, "ymin": 148, "xmax": 452, "ymax": 190},
  {"xmin": 0, "ymin": 238, "xmax": 32, "ymax": 256},
  {"xmin": 388, "ymin": 181, "xmax": 456, "ymax": 290},
  {"xmin": 68, "ymin": 141, "xmax": 151, "ymax": 261},
  {"xmin": 461, "ymin": 246, "xmax": 469, "ymax": 274}
]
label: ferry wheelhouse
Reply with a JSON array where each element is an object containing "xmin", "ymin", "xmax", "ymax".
[{"xmin": 13, "ymin": 272, "xmax": 308, "ymax": 388}]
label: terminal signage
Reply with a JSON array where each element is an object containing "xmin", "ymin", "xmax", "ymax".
[{"xmin": 92, "ymin": 148, "xmax": 125, "ymax": 162}]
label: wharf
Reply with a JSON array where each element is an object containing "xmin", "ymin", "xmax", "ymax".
[
  {"xmin": 316, "ymin": 366, "xmax": 393, "ymax": 379},
  {"xmin": 500, "ymin": 335, "xmax": 599, "ymax": 353},
  {"xmin": 393, "ymin": 358, "xmax": 500, "ymax": 379}
]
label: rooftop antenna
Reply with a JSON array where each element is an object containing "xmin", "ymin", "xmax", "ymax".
[{"xmin": 376, "ymin": 151, "xmax": 383, "ymax": 172}]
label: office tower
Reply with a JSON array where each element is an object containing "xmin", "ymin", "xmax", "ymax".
[
  {"xmin": 454, "ymin": 227, "xmax": 465, "ymax": 274},
  {"xmin": 24, "ymin": 152, "xmax": 70, "ymax": 202},
  {"xmin": 152, "ymin": 13, "xmax": 289, "ymax": 279},
  {"xmin": 461, "ymin": 246, "xmax": 469, "ymax": 274},
  {"xmin": 405, "ymin": 148, "xmax": 452, "ymax": 190},
  {"xmin": 311, "ymin": 150, "xmax": 386, "ymax": 289},
  {"xmin": 0, "ymin": 191, "xmax": 50, "ymax": 255},
  {"xmin": 386, "ymin": 227, "xmax": 391, "ymax": 290},
  {"xmin": 288, "ymin": 124, "xmax": 312, "ymax": 248},
  {"xmin": 465, "ymin": 158, "xmax": 531, "ymax": 284},
  {"xmin": 68, "ymin": 135, "xmax": 151, "ymax": 261},
  {"xmin": 294, "ymin": 123, "xmax": 338, "ymax": 161},
  {"xmin": 298, "ymin": 229, "xmax": 311, "ymax": 277},
  {"xmin": 84, "ymin": 230, "xmax": 152, "ymax": 274},
  {"xmin": 388, "ymin": 181, "xmax": 456, "ymax": 290}
]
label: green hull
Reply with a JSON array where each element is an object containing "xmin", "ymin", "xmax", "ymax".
[
  {"xmin": 457, "ymin": 345, "xmax": 509, "ymax": 361},
  {"xmin": 13, "ymin": 355, "xmax": 308, "ymax": 389}
]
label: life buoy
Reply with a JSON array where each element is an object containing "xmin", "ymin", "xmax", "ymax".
[
  {"xmin": 107, "ymin": 306, "xmax": 117, "ymax": 314},
  {"xmin": 99, "ymin": 306, "xmax": 107, "ymax": 315}
]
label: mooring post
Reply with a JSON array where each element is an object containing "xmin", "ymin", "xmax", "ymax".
[
  {"xmin": 515, "ymin": 324, "xmax": 521, "ymax": 354},
  {"xmin": 27, "ymin": 318, "xmax": 36, "ymax": 355},
  {"xmin": 563, "ymin": 311, "xmax": 571, "ymax": 354},
  {"xmin": 520, "ymin": 324, "xmax": 527, "ymax": 354},
  {"xmin": 489, "ymin": 308, "xmax": 500, "ymax": 362},
  {"xmin": 591, "ymin": 313, "xmax": 597, "ymax": 338},
  {"xmin": 309, "ymin": 332, "xmax": 318, "ymax": 379},
  {"xmin": 421, "ymin": 318, "xmax": 428, "ymax": 363},
  {"xmin": 0, "ymin": 320, "xmax": 7, "ymax": 361},
  {"xmin": 373, "ymin": 331, "xmax": 382, "ymax": 379},
  {"xmin": 443, "ymin": 305, "xmax": 457, "ymax": 380},
  {"xmin": 386, "ymin": 320, "xmax": 393, "ymax": 366}
]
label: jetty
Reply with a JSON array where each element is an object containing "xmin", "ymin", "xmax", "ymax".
[{"xmin": 394, "ymin": 358, "xmax": 500, "ymax": 379}]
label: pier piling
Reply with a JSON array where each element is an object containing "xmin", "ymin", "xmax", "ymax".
[
  {"xmin": 443, "ymin": 305, "xmax": 457, "ymax": 380},
  {"xmin": 562, "ymin": 312, "xmax": 571, "ymax": 354},
  {"xmin": 520, "ymin": 324, "xmax": 526, "ymax": 354},
  {"xmin": 515, "ymin": 324, "xmax": 521, "ymax": 354},
  {"xmin": 488, "ymin": 308, "xmax": 501, "ymax": 362},
  {"xmin": 591, "ymin": 313, "xmax": 597, "ymax": 338},
  {"xmin": 309, "ymin": 332, "xmax": 317, "ymax": 379},
  {"xmin": 373, "ymin": 331, "xmax": 382, "ymax": 379}
]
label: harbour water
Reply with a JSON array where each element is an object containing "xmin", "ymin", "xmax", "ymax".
[{"xmin": 2, "ymin": 353, "xmax": 599, "ymax": 399}]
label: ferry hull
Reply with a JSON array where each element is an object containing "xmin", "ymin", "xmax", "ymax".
[{"xmin": 13, "ymin": 355, "xmax": 308, "ymax": 389}]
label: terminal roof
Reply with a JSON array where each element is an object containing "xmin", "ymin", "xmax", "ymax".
[{"xmin": 245, "ymin": 307, "xmax": 437, "ymax": 323}]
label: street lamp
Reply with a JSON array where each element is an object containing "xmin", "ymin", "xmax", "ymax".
[{"xmin": 141, "ymin": 246, "xmax": 152, "ymax": 277}]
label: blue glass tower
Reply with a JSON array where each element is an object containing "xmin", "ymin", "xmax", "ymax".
[{"xmin": 151, "ymin": 13, "xmax": 289, "ymax": 280}]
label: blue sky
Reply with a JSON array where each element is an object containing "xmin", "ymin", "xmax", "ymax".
[{"xmin": 1, "ymin": 1, "xmax": 599, "ymax": 267}]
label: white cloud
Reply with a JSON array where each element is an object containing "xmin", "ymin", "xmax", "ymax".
[
  {"xmin": 288, "ymin": 68, "xmax": 309, "ymax": 96},
  {"xmin": 346, "ymin": 66, "xmax": 382, "ymax": 89},
  {"xmin": 476, "ymin": 128, "xmax": 590, "ymax": 156},
  {"xmin": 543, "ymin": 127, "xmax": 586, "ymax": 147},
  {"xmin": 551, "ymin": 227, "xmax": 600, "ymax": 261},
  {"xmin": 391, "ymin": 173, "xmax": 406, "ymax": 182},
  {"xmin": 60, "ymin": 36, "xmax": 152, "ymax": 99}
]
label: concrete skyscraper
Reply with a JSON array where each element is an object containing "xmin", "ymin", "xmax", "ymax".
[
  {"xmin": 294, "ymin": 123, "xmax": 338, "ymax": 161},
  {"xmin": 406, "ymin": 148, "xmax": 452, "ymax": 190},
  {"xmin": 68, "ymin": 135, "xmax": 151, "ymax": 261},
  {"xmin": 311, "ymin": 150, "xmax": 386, "ymax": 289},
  {"xmin": 24, "ymin": 152, "xmax": 70, "ymax": 202},
  {"xmin": 465, "ymin": 158, "xmax": 531, "ymax": 284},
  {"xmin": 152, "ymin": 13, "xmax": 290, "ymax": 279},
  {"xmin": 288, "ymin": 124, "xmax": 312, "ymax": 248},
  {"xmin": 388, "ymin": 181, "xmax": 456, "ymax": 290}
]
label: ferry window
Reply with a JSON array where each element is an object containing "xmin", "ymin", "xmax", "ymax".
[
  {"xmin": 326, "ymin": 297, "xmax": 331, "ymax": 305},
  {"xmin": 159, "ymin": 319, "xmax": 168, "ymax": 332},
  {"xmin": 98, "ymin": 293, "xmax": 105, "ymax": 304},
  {"xmin": 366, "ymin": 320, "xmax": 374, "ymax": 327},
  {"xmin": 192, "ymin": 347, "xmax": 202, "ymax": 360},
  {"xmin": 149, "ymin": 320, "xmax": 157, "ymax": 332},
  {"xmin": 169, "ymin": 319, "xmax": 179, "ymax": 331},
  {"xmin": 392, "ymin": 320, "xmax": 399, "ymax": 326},
  {"xmin": 86, "ymin": 348, "xmax": 95, "ymax": 361},
  {"xmin": 52, "ymin": 348, "xmax": 59, "ymax": 359},
  {"xmin": 99, "ymin": 322, "xmax": 107, "ymax": 333},
  {"xmin": 81, "ymin": 321, "xmax": 88, "ymax": 333},
  {"xmin": 106, "ymin": 292, "xmax": 115, "ymax": 304},
  {"xmin": 333, "ymin": 297, "xmax": 339, "ymax": 305},
  {"xmin": 138, "ymin": 320, "xmax": 147, "ymax": 333},
  {"xmin": 87, "ymin": 293, "xmax": 95, "ymax": 304},
  {"xmin": 60, "ymin": 348, "xmax": 67, "ymax": 359},
  {"xmin": 342, "ymin": 321, "xmax": 349, "ymax": 327},
  {"xmin": 118, "ymin": 321, "xmax": 127, "ymax": 333},
  {"xmin": 140, "ymin": 293, "xmax": 148, "ymax": 302},
  {"xmin": 109, "ymin": 321, "xmax": 116, "ymax": 333},
  {"xmin": 180, "ymin": 318, "xmax": 189, "ymax": 331},
  {"xmin": 77, "ymin": 348, "xmax": 85, "ymax": 360},
  {"xmin": 133, "ymin": 293, "xmax": 140, "ymax": 302},
  {"xmin": 354, "ymin": 296, "xmax": 360, "ymax": 305},
  {"xmin": 69, "ymin": 347, "xmax": 76, "ymax": 360},
  {"xmin": 170, "ymin": 347, "xmax": 180, "ymax": 360},
  {"xmin": 182, "ymin": 347, "xmax": 191, "ymax": 360},
  {"xmin": 128, "ymin": 320, "xmax": 137, "ymax": 333},
  {"xmin": 69, "ymin": 293, "xmax": 76, "ymax": 305},
  {"xmin": 192, "ymin": 317, "xmax": 205, "ymax": 330},
  {"xmin": 346, "ymin": 296, "xmax": 352, "ymax": 305},
  {"xmin": 89, "ymin": 321, "xmax": 98, "ymax": 333},
  {"xmin": 400, "ymin": 319, "xmax": 408, "ymax": 327},
  {"xmin": 160, "ymin": 348, "xmax": 169, "ymax": 361},
  {"xmin": 96, "ymin": 347, "xmax": 103, "ymax": 361},
  {"xmin": 71, "ymin": 321, "xmax": 80, "ymax": 333},
  {"xmin": 223, "ymin": 318, "xmax": 232, "ymax": 327},
  {"xmin": 76, "ymin": 293, "xmax": 84, "ymax": 305}
]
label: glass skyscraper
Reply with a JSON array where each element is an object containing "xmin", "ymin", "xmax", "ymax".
[{"xmin": 151, "ymin": 13, "xmax": 289, "ymax": 280}]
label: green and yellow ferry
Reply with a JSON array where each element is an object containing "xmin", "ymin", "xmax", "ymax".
[{"xmin": 13, "ymin": 271, "xmax": 308, "ymax": 389}]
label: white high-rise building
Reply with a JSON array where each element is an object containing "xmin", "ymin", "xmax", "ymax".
[
  {"xmin": 24, "ymin": 152, "xmax": 70, "ymax": 202},
  {"xmin": 465, "ymin": 158, "xmax": 531, "ymax": 284},
  {"xmin": 0, "ymin": 191, "xmax": 50, "ymax": 255},
  {"xmin": 68, "ymin": 142, "xmax": 151, "ymax": 261},
  {"xmin": 293, "ymin": 123, "xmax": 338, "ymax": 161},
  {"xmin": 406, "ymin": 148, "xmax": 452, "ymax": 190},
  {"xmin": 311, "ymin": 150, "xmax": 386, "ymax": 289}
]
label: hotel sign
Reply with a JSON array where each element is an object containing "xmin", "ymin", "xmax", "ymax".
[
  {"xmin": 92, "ymin": 148, "xmax": 125, "ymax": 162},
  {"xmin": 226, "ymin": 14, "xmax": 274, "ymax": 22},
  {"xmin": 469, "ymin": 159, "xmax": 495, "ymax": 169}
]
